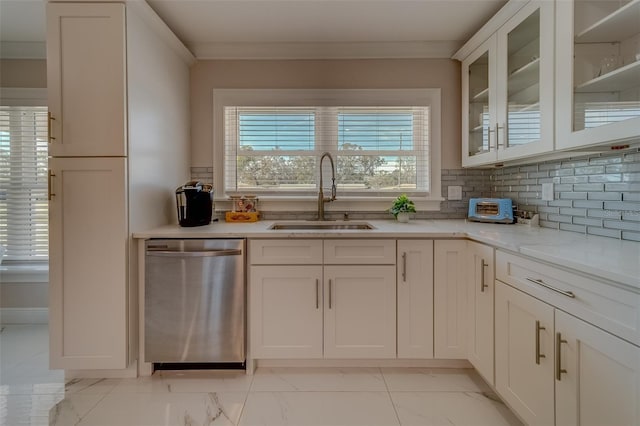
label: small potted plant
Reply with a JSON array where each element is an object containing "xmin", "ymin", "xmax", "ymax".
[{"xmin": 389, "ymin": 194, "xmax": 416, "ymax": 223}]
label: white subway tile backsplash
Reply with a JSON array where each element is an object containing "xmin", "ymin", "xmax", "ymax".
[
  {"xmin": 623, "ymin": 172, "xmax": 640, "ymax": 182},
  {"xmin": 622, "ymin": 231, "xmax": 640, "ymax": 242},
  {"xmin": 489, "ymin": 149, "xmax": 640, "ymax": 242},
  {"xmin": 587, "ymin": 192, "xmax": 622, "ymax": 201},
  {"xmin": 190, "ymin": 149, "xmax": 639, "ymax": 241},
  {"xmin": 587, "ymin": 227, "xmax": 622, "ymax": 239},
  {"xmin": 560, "ymin": 223, "xmax": 586, "ymax": 233}
]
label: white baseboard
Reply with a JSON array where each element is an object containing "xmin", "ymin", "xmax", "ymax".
[
  {"xmin": 65, "ymin": 361, "xmax": 138, "ymax": 379},
  {"xmin": 0, "ymin": 307, "xmax": 48, "ymax": 324}
]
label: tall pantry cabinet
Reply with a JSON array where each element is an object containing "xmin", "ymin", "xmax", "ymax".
[{"xmin": 47, "ymin": 2, "xmax": 193, "ymax": 371}]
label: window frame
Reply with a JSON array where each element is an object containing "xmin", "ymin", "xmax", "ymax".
[{"xmin": 213, "ymin": 88, "xmax": 442, "ymax": 212}]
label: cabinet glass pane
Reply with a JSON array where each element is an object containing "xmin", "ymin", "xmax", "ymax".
[
  {"xmin": 507, "ymin": 9, "xmax": 540, "ymax": 147},
  {"xmin": 468, "ymin": 52, "xmax": 490, "ymax": 157},
  {"xmin": 572, "ymin": 0, "xmax": 640, "ymax": 131}
]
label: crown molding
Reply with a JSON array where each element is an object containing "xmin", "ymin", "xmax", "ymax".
[
  {"xmin": 192, "ymin": 40, "xmax": 462, "ymax": 60},
  {"xmin": 0, "ymin": 42, "xmax": 47, "ymax": 59}
]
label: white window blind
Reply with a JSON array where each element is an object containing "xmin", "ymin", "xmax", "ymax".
[
  {"xmin": 0, "ymin": 106, "xmax": 49, "ymax": 261},
  {"xmin": 224, "ymin": 106, "xmax": 429, "ymax": 197}
]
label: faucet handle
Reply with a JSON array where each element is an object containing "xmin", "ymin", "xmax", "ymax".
[{"xmin": 331, "ymin": 178, "xmax": 337, "ymax": 200}]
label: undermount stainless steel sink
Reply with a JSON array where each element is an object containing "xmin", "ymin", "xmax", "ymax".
[{"xmin": 269, "ymin": 221, "xmax": 375, "ymax": 230}]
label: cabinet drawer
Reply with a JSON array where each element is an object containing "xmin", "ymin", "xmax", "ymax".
[
  {"xmin": 323, "ymin": 240, "xmax": 396, "ymax": 265},
  {"xmin": 249, "ymin": 239, "xmax": 322, "ymax": 265},
  {"xmin": 496, "ymin": 250, "xmax": 640, "ymax": 346}
]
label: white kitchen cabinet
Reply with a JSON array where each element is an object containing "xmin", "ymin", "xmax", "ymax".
[
  {"xmin": 555, "ymin": 310, "xmax": 640, "ymax": 426},
  {"xmin": 397, "ymin": 240, "xmax": 434, "ymax": 359},
  {"xmin": 249, "ymin": 266, "xmax": 323, "ymax": 359},
  {"xmin": 495, "ymin": 281, "xmax": 555, "ymax": 426},
  {"xmin": 46, "ymin": 3, "xmax": 127, "ymax": 157},
  {"xmin": 47, "ymin": 2, "xmax": 192, "ymax": 373},
  {"xmin": 323, "ymin": 265, "xmax": 396, "ymax": 359},
  {"xmin": 555, "ymin": 0, "xmax": 640, "ymax": 150},
  {"xmin": 434, "ymin": 240, "xmax": 467, "ymax": 359},
  {"xmin": 466, "ymin": 241, "xmax": 494, "ymax": 385},
  {"xmin": 249, "ymin": 239, "xmax": 396, "ymax": 360},
  {"xmin": 461, "ymin": 0, "xmax": 554, "ymax": 167},
  {"xmin": 48, "ymin": 158, "xmax": 128, "ymax": 369}
]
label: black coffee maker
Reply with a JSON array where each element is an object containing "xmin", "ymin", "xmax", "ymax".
[{"xmin": 175, "ymin": 181, "xmax": 213, "ymax": 227}]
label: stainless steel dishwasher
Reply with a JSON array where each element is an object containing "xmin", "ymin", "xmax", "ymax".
[{"xmin": 144, "ymin": 239, "xmax": 245, "ymax": 364}]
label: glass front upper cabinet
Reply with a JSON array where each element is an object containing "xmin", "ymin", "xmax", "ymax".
[
  {"xmin": 466, "ymin": 48, "xmax": 493, "ymax": 160},
  {"xmin": 505, "ymin": 10, "xmax": 541, "ymax": 149},
  {"xmin": 556, "ymin": 0, "xmax": 640, "ymax": 149},
  {"xmin": 462, "ymin": 0, "xmax": 554, "ymax": 167}
]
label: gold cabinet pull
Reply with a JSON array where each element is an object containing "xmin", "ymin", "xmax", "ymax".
[
  {"xmin": 535, "ymin": 320, "xmax": 546, "ymax": 365},
  {"xmin": 556, "ymin": 332, "xmax": 568, "ymax": 381},
  {"xmin": 48, "ymin": 112, "xmax": 56, "ymax": 142},
  {"xmin": 48, "ymin": 170, "xmax": 56, "ymax": 200},
  {"xmin": 480, "ymin": 260, "xmax": 488, "ymax": 292}
]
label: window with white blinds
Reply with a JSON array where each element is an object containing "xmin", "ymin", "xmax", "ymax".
[
  {"xmin": 0, "ymin": 106, "xmax": 49, "ymax": 261},
  {"xmin": 224, "ymin": 106, "xmax": 430, "ymax": 196}
]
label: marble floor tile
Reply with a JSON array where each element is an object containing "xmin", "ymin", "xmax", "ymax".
[
  {"xmin": 110, "ymin": 375, "xmax": 172, "ymax": 394},
  {"xmin": 158, "ymin": 370, "xmax": 254, "ymax": 393},
  {"xmin": 239, "ymin": 391, "xmax": 400, "ymax": 426},
  {"xmin": 251, "ymin": 367, "xmax": 387, "ymax": 392},
  {"xmin": 0, "ymin": 325, "xmax": 64, "ymax": 391},
  {"xmin": 48, "ymin": 394, "xmax": 107, "ymax": 426},
  {"xmin": 1, "ymin": 393, "xmax": 65, "ymax": 426},
  {"xmin": 382, "ymin": 368, "xmax": 491, "ymax": 392},
  {"xmin": 71, "ymin": 391, "xmax": 247, "ymax": 426},
  {"xmin": 64, "ymin": 378, "xmax": 122, "ymax": 395},
  {"xmin": 390, "ymin": 391, "xmax": 523, "ymax": 426}
]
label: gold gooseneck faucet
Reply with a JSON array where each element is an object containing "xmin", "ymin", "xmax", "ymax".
[{"xmin": 317, "ymin": 152, "xmax": 337, "ymax": 221}]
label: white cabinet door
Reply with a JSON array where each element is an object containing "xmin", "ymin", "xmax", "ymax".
[
  {"xmin": 467, "ymin": 241, "xmax": 495, "ymax": 385},
  {"xmin": 250, "ymin": 266, "xmax": 323, "ymax": 359},
  {"xmin": 49, "ymin": 158, "xmax": 128, "ymax": 369},
  {"xmin": 324, "ymin": 265, "xmax": 396, "ymax": 358},
  {"xmin": 495, "ymin": 281, "xmax": 555, "ymax": 426},
  {"xmin": 555, "ymin": 310, "xmax": 640, "ymax": 426},
  {"xmin": 46, "ymin": 3, "xmax": 126, "ymax": 157},
  {"xmin": 434, "ymin": 240, "xmax": 467, "ymax": 359},
  {"xmin": 397, "ymin": 240, "xmax": 434, "ymax": 359}
]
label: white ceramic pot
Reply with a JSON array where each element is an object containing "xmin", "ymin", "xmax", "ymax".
[{"xmin": 396, "ymin": 212, "xmax": 410, "ymax": 223}]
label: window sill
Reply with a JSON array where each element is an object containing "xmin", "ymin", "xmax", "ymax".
[{"xmin": 0, "ymin": 263, "xmax": 49, "ymax": 283}]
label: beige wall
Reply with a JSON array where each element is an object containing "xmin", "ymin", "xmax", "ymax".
[
  {"xmin": 0, "ymin": 59, "xmax": 47, "ymax": 88},
  {"xmin": 190, "ymin": 59, "xmax": 462, "ymax": 170}
]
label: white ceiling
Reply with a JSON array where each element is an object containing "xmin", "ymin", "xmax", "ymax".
[{"xmin": 0, "ymin": 0, "xmax": 507, "ymax": 59}]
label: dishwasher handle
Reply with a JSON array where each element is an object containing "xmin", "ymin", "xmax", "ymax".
[{"xmin": 146, "ymin": 249, "xmax": 242, "ymax": 257}]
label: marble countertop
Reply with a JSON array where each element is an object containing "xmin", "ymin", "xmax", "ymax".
[{"xmin": 133, "ymin": 219, "xmax": 640, "ymax": 290}]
